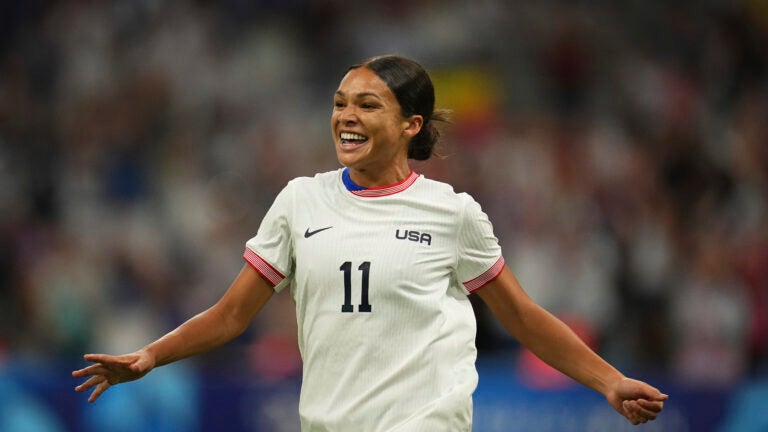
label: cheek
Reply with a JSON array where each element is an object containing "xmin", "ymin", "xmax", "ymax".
[
  {"xmin": 385, "ymin": 120, "xmax": 405, "ymax": 141},
  {"xmin": 330, "ymin": 114, "xmax": 343, "ymax": 138}
]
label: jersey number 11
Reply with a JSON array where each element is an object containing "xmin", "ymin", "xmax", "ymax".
[{"xmin": 340, "ymin": 261, "xmax": 372, "ymax": 313}]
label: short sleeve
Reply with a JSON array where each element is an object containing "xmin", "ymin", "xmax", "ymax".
[
  {"xmin": 455, "ymin": 194, "xmax": 504, "ymax": 294},
  {"xmin": 244, "ymin": 183, "xmax": 295, "ymax": 292}
]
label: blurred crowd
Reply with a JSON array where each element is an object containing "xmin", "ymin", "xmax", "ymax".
[{"xmin": 1, "ymin": 0, "xmax": 766, "ymax": 392}]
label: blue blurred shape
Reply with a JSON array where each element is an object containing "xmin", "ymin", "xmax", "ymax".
[
  {"xmin": 0, "ymin": 371, "xmax": 66, "ymax": 432},
  {"xmin": 82, "ymin": 363, "xmax": 200, "ymax": 432},
  {"xmin": 717, "ymin": 377, "xmax": 768, "ymax": 432}
]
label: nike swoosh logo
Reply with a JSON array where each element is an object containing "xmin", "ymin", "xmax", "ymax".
[{"xmin": 304, "ymin": 226, "xmax": 333, "ymax": 238}]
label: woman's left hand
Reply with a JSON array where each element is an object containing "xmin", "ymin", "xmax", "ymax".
[{"xmin": 605, "ymin": 377, "xmax": 668, "ymax": 425}]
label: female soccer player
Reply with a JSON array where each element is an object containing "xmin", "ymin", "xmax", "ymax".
[{"xmin": 73, "ymin": 55, "xmax": 667, "ymax": 430}]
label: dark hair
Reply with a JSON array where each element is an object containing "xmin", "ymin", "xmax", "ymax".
[{"xmin": 350, "ymin": 55, "xmax": 450, "ymax": 161}]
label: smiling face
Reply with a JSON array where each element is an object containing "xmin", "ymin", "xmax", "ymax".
[{"xmin": 331, "ymin": 67, "xmax": 422, "ymax": 186}]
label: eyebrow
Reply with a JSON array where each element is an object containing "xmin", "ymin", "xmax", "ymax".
[{"xmin": 334, "ymin": 90, "xmax": 382, "ymax": 100}]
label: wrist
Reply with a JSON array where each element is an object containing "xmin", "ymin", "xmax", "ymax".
[
  {"xmin": 140, "ymin": 344, "xmax": 162, "ymax": 367},
  {"xmin": 596, "ymin": 369, "xmax": 626, "ymax": 396}
]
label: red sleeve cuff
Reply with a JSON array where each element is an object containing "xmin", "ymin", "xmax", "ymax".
[
  {"xmin": 462, "ymin": 256, "xmax": 505, "ymax": 293},
  {"xmin": 243, "ymin": 248, "xmax": 285, "ymax": 287}
]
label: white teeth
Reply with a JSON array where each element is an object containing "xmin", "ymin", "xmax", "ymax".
[{"xmin": 340, "ymin": 132, "xmax": 367, "ymax": 141}]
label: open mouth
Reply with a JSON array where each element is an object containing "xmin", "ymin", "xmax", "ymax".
[{"xmin": 340, "ymin": 132, "xmax": 368, "ymax": 146}]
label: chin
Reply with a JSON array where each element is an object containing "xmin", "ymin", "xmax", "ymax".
[
  {"xmin": 335, "ymin": 151, "xmax": 366, "ymax": 170},
  {"xmin": 338, "ymin": 159, "xmax": 361, "ymax": 170}
]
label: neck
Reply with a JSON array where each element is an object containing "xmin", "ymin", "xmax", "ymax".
[{"xmin": 347, "ymin": 161, "xmax": 411, "ymax": 188}]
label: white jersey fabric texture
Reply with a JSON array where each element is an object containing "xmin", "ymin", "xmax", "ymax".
[{"xmin": 244, "ymin": 168, "xmax": 504, "ymax": 432}]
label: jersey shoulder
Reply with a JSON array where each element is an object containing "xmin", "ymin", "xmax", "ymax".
[
  {"xmin": 414, "ymin": 175, "xmax": 479, "ymax": 208},
  {"xmin": 284, "ymin": 169, "xmax": 343, "ymax": 192}
]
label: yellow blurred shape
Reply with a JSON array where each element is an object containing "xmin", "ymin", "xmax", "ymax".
[{"xmin": 431, "ymin": 67, "xmax": 501, "ymax": 119}]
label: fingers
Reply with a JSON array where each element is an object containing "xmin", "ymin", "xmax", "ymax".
[
  {"xmin": 638, "ymin": 384, "xmax": 668, "ymax": 402},
  {"xmin": 614, "ymin": 378, "xmax": 669, "ymax": 425},
  {"xmin": 83, "ymin": 353, "xmax": 123, "ymax": 364},
  {"xmin": 73, "ymin": 354, "xmax": 118, "ymax": 403},
  {"xmin": 623, "ymin": 399, "xmax": 663, "ymax": 424},
  {"xmin": 623, "ymin": 401, "xmax": 645, "ymax": 424},
  {"xmin": 72, "ymin": 353, "xmax": 118, "ymax": 378},
  {"xmin": 73, "ymin": 373, "xmax": 113, "ymax": 403},
  {"xmin": 624, "ymin": 378, "xmax": 668, "ymax": 401},
  {"xmin": 73, "ymin": 352, "xmax": 139, "ymax": 378},
  {"xmin": 88, "ymin": 379, "xmax": 112, "ymax": 403},
  {"xmin": 72, "ymin": 363, "xmax": 111, "ymax": 378},
  {"xmin": 636, "ymin": 398, "xmax": 665, "ymax": 413},
  {"xmin": 75, "ymin": 375, "xmax": 105, "ymax": 393}
]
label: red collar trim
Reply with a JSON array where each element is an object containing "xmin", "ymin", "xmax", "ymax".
[{"xmin": 348, "ymin": 171, "xmax": 419, "ymax": 198}]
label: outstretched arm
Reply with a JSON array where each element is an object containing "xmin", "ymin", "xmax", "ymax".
[
  {"xmin": 476, "ymin": 266, "xmax": 667, "ymax": 425},
  {"xmin": 72, "ymin": 264, "xmax": 274, "ymax": 402}
]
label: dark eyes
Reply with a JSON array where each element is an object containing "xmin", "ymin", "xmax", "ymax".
[{"xmin": 333, "ymin": 101, "xmax": 379, "ymax": 110}]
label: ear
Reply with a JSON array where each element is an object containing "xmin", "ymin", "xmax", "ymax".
[{"xmin": 402, "ymin": 115, "xmax": 424, "ymax": 139}]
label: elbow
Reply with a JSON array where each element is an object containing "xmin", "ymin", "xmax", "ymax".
[{"xmin": 209, "ymin": 304, "xmax": 251, "ymax": 342}]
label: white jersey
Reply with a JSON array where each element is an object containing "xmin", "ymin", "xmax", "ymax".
[{"xmin": 244, "ymin": 168, "xmax": 503, "ymax": 432}]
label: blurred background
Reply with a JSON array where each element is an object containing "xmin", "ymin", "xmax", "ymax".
[{"xmin": 1, "ymin": 0, "xmax": 767, "ymax": 431}]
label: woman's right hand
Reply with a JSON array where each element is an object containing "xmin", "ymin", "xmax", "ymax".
[{"xmin": 72, "ymin": 349, "xmax": 156, "ymax": 403}]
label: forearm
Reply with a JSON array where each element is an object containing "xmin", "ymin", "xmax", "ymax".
[
  {"xmin": 143, "ymin": 305, "xmax": 245, "ymax": 367},
  {"xmin": 512, "ymin": 304, "xmax": 623, "ymax": 395},
  {"xmin": 142, "ymin": 264, "xmax": 275, "ymax": 367},
  {"xmin": 478, "ymin": 267, "xmax": 623, "ymax": 396}
]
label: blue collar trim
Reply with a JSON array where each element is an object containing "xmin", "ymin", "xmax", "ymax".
[{"xmin": 342, "ymin": 168, "xmax": 367, "ymax": 191}]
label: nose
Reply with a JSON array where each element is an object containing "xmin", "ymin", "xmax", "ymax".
[{"xmin": 337, "ymin": 105, "xmax": 359, "ymax": 125}]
